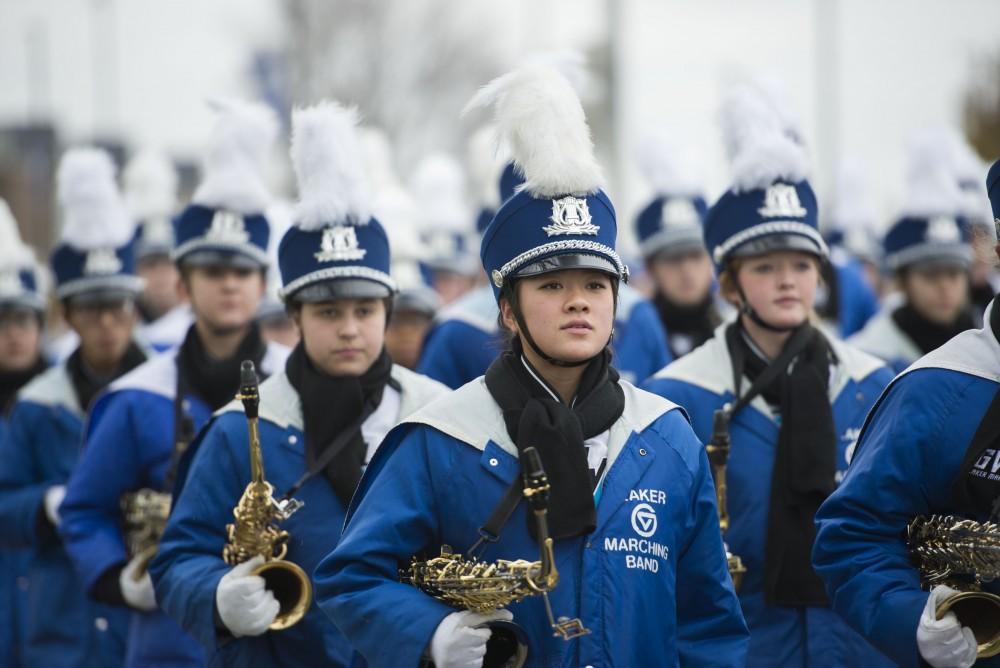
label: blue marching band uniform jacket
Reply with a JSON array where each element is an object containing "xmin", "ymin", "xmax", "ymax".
[
  {"xmin": 149, "ymin": 365, "xmax": 447, "ymax": 667},
  {"xmin": 418, "ymin": 283, "xmax": 671, "ymax": 389},
  {"xmin": 642, "ymin": 324, "xmax": 895, "ymax": 667},
  {"xmin": 813, "ymin": 299, "xmax": 1000, "ymax": 667},
  {"xmin": 58, "ymin": 341, "xmax": 289, "ymax": 668},
  {"xmin": 827, "ymin": 253, "xmax": 879, "ymax": 339},
  {"xmin": 315, "ymin": 376, "xmax": 749, "ymax": 668},
  {"xmin": 0, "ymin": 363, "xmax": 129, "ymax": 667}
]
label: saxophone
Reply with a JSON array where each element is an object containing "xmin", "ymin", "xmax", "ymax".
[
  {"xmin": 908, "ymin": 514, "xmax": 1000, "ymax": 658},
  {"xmin": 402, "ymin": 447, "xmax": 589, "ymax": 667},
  {"xmin": 706, "ymin": 408, "xmax": 747, "ymax": 591},
  {"xmin": 222, "ymin": 360, "xmax": 312, "ymax": 630}
]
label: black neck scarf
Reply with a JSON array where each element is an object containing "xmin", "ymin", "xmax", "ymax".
[
  {"xmin": 653, "ymin": 291, "xmax": 720, "ymax": 357},
  {"xmin": 892, "ymin": 303, "xmax": 976, "ymax": 356},
  {"xmin": 953, "ymin": 303, "xmax": 1000, "ymax": 520},
  {"xmin": 67, "ymin": 342, "xmax": 148, "ymax": 412},
  {"xmin": 284, "ymin": 342, "xmax": 394, "ymax": 506},
  {"xmin": 484, "ymin": 341, "xmax": 624, "ymax": 542},
  {"xmin": 727, "ymin": 321, "xmax": 837, "ymax": 607},
  {"xmin": 0, "ymin": 356, "xmax": 47, "ymax": 414},
  {"xmin": 176, "ymin": 324, "xmax": 267, "ymax": 412}
]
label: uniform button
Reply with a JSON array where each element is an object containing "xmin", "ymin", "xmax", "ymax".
[
  {"xmin": 288, "ymin": 435, "xmax": 298, "ymax": 445},
  {"xmin": 489, "ymin": 458, "xmax": 499, "ymax": 467},
  {"xmin": 182, "ymin": 400, "xmax": 191, "ymax": 411},
  {"xmin": 95, "ymin": 617, "xmax": 109, "ymax": 632},
  {"xmin": 585, "ymin": 541, "xmax": 591, "ymax": 548},
  {"xmin": 16, "ymin": 576, "xmax": 28, "ymax": 591},
  {"xmin": 638, "ymin": 448, "xmax": 647, "ymax": 456},
  {"xmin": 856, "ymin": 392, "xmax": 864, "ymax": 401}
]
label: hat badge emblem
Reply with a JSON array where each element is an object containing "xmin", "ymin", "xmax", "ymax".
[
  {"xmin": 926, "ymin": 216, "xmax": 961, "ymax": 243},
  {"xmin": 0, "ymin": 271, "xmax": 21, "ymax": 297},
  {"xmin": 758, "ymin": 184, "xmax": 807, "ymax": 219},
  {"xmin": 661, "ymin": 199, "xmax": 699, "ymax": 229},
  {"xmin": 544, "ymin": 196, "xmax": 599, "ymax": 237},
  {"xmin": 206, "ymin": 211, "xmax": 250, "ymax": 244},
  {"xmin": 315, "ymin": 225, "xmax": 367, "ymax": 262},
  {"xmin": 83, "ymin": 248, "xmax": 123, "ymax": 276}
]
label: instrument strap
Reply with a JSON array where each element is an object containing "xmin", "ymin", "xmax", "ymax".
[
  {"xmin": 725, "ymin": 322, "xmax": 814, "ymax": 419},
  {"xmin": 469, "ymin": 475, "xmax": 524, "ymax": 556},
  {"xmin": 163, "ymin": 357, "xmax": 196, "ymax": 494}
]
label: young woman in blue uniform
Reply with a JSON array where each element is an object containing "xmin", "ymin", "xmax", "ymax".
[
  {"xmin": 642, "ymin": 84, "xmax": 895, "ymax": 667},
  {"xmin": 58, "ymin": 100, "xmax": 289, "ymax": 668},
  {"xmin": 149, "ymin": 101, "xmax": 447, "ymax": 667},
  {"xmin": 0, "ymin": 149, "xmax": 149, "ymax": 667},
  {"xmin": 813, "ymin": 159, "xmax": 1000, "ymax": 668},
  {"xmin": 314, "ymin": 63, "xmax": 748, "ymax": 668}
]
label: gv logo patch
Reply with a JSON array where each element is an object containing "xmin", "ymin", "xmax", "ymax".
[{"xmin": 631, "ymin": 503, "xmax": 657, "ymax": 538}]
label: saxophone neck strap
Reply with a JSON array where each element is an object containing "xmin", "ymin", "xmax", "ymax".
[
  {"xmin": 469, "ymin": 475, "xmax": 525, "ymax": 557},
  {"xmin": 725, "ymin": 322, "xmax": 813, "ymax": 418},
  {"xmin": 164, "ymin": 359, "xmax": 196, "ymax": 494}
]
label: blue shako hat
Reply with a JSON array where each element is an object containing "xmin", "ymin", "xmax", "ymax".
[
  {"xmin": 986, "ymin": 158, "xmax": 1000, "ymax": 238},
  {"xmin": 173, "ymin": 99, "xmax": 277, "ymax": 269},
  {"xmin": 706, "ymin": 84, "xmax": 826, "ymax": 272},
  {"xmin": 51, "ymin": 148, "xmax": 144, "ymax": 302},
  {"xmin": 123, "ymin": 149, "xmax": 179, "ymax": 261},
  {"xmin": 0, "ymin": 199, "xmax": 45, "ymax": 313},
  {"xmin": 279, "ymin": 101, "xmax": 395, "ymax": 303},
  {"xmin": 883, "ymin": 134, "xmax": 974, "ymax": 272},
  {"xmin": 467, "ymin": 64, "xmax": 627, "ymax": 303}
]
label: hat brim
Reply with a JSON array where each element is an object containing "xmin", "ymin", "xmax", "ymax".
[
  {"xmin": 178, "ymin": 249, "xmax": 265, "ymax": 270},
  {"xmin": 65, "ymin": 288, "xmax": 140, "ymax": 307},
  {"xmin": 288, "ymin": 278, "xmax": 393, "ymax": 304},
  {"xmin": 728, "ymin": 233, "xmax": 825, "ymax": 261},
  {"xmin": 513, "ymin": 253, "xmax": 621, "ymax": 280}
]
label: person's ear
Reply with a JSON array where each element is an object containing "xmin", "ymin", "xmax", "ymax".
[{"xmin": 499, "ymin": 297, "xmax": 519, "ymax": 335}]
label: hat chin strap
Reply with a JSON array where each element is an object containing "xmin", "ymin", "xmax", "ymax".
[
  {"xmin": 736, "ymin": 284, "xmax": 802, "ymax": 333},
  {"xmin": 512, "ymin": 306, "xmax": 595, "ymax": 368}
]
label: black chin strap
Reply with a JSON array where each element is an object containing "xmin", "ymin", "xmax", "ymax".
[{"xmin": 735, "ymin": 284, "xmax": 802, "ymax": 333}]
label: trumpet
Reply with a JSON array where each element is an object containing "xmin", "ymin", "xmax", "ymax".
[
  {"xmin": 222, "ymin": 360, "xmax": 312, "ymax": 631},
  {"xmin": 706, "ymin": 408, "xmax": 747, "ymax": 591},
  {"xmin": 908, "ymin": 514, "xmax": 1000, "ymax": 658}
]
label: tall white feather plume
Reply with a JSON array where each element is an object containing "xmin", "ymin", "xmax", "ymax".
[
  {"xmin": 290, "ymin": 101, "xmax": 372, "ymax": 230},
  {"xmin": 829, "ymin": 158, "xmax": 878, "ymax": 231},
  {"xmin": 123, "ymin": 149, "xmax": 178, "ymax": 220},
  {"xmin": 899, "ymin": 128, "xmax": 966, "ymax": 218},
  {"xmin": 0, "ymin": 199, "xmax": 36, "ymax": 269},
  {"xmin": 360, "ymin": 126, "xmax": 401, "ymax": 195},
  {"xmin": 192, "ymin": 98, "xmax": 278, "ymax": 214},
  {"xmin": 466, "ymin": 125, "xmax": 506, "ymax": 208},
  {"xmin": 410, "ymin": 153, "xmax": 471, "ymax": 232},
  {"xmin": 464, "ymin": 63, "xmax": 603, "ymax": 198},
  {"xmin": 634, "ymin": 127, "xmax": 703, "ymax": 198},
  {"xmin": 719, "ymin": 83, "xmax": 810, "ymax": 193},
  {"xmin": 57, "ymin": 148, "xmax": 134, "ymax": 251}
]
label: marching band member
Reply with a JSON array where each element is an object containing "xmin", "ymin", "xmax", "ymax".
[
  {"xmin": 849, "ymin": 133, "xmax": 977, "ymax": 372},
  {"xmin": 59, "ymin": 100, "xmax": 289, "ymax": 667},
  {"xmin": 149, "ymin": 101, "xmax": 448, "ymax": 667},
  {"xmin": 812, "ymin": 158, "xmax": 1000, "ymax": 668},
  {"xmin": 315, "ymin": 63, "xmax": 748, "ymax": 668},
  {"xmin": 642, "ymin": 84, "xmax": 895, "ymax": 667},
  {"xmin": 0, "ymin": 149, "xmax": 148, "ymax": 666}
]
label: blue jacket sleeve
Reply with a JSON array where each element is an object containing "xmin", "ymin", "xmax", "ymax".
[
  {"xmin": 667, "ymin": 420, "xmax": 749, "ymax": 666},
  {"xmin": 150, "ymin": 417, "xmax": 243, "ymax": 652},
  {"xmin": 613, "ymin": 300, "xmax": 672, "ymax": 385},
  {"xmin": 0, "ymin": 403, "xmax": 49, "ymax": 549},
  {"xmin": 314, "ymin": 425, "xmax": 454, "ymax": 668},
  {"xmin": 417, "ymin": 321, "xmax": 495, "ymax": 390},
  {"xmin": 59, "ymin": 392, "xmax": 143, "ymax": 591},
  {"xmin": 812, "ymin": 372, "xmax": 977, "ymax": 667}
]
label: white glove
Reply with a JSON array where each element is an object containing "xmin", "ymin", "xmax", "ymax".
[
  {"xmin": 215, "ymin": 556, "xmax": 279, "ymax": 637},
  {"xmin": 119, "ymin": 554, "xmax": 158, "ymax": 612},
  {"xmin": 430, "ymin": 609, "xmax": 514, "ymax": 668},
  {"xmin": 917, "ymin": 585, "xmax": 978, "ymax": 668},
  {"xmin": 43, "ymin": 485, "xmax": 65, "ymax": 526}
]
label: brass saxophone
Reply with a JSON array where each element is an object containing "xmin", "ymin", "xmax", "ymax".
[
  {"xmin": 402, "ymin": 446, "xmax": 589, "ymax": 666},
  {"xmin": 908, "ymin": 514, "xmax": 1000, "ymax": 658},
  {"xmin": 706, "ymin": 409, "xmax": 747, "ymax": 591},
  {"xmin": 120, "ymin": 488, "xmax": 171, "ymax": 580},
  {"xmin": 222, "ymin": 360, "xmax": 312, "ymax": 630}
]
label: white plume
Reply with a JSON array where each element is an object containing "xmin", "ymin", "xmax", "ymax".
[
  {"xmin": 899, "ymin": 128, "xmax": 966, "ymax": 218},
  {"xmin": 719, "ymin": 83, "xmax": 810, "ymax": 193},
  {"xmin": 375, "ymin": 187, "xmax": 426, "ymax": 264},
  {"xmin": 466, "ymin": 125, "xmax": 506, "ymax": 208},
  {"xmin": 192, "ymin": 98, "xmax": 278, "ymax": 214},
  {"xmin": 464, "ymin": 63, "xmax": 603, "ymax": 198},
  {"xmin": 123, "ymin": 149, "xmax": 178, "ymax": 220},
  {"xmin": 360, "ymin": 126, "xmax": 401, "ymax": 195},
  {"xmin": 521, "ymin": 49, "xmax": 593, "ymax": 100},
  {"xmin": 290, "ymin": 101, "xmax": 372, "ymax": 230},
  {"xmin": 0, "ymin": 199, "xmax": 36, "ymax": 269},
  {"xmin": 634, "ymin": 127, "xmax": 703, "ymax": 198},
  {"xmin": 410, "ymin": 153, "xmax": 471, "ymax": 232},
  {"xmin": 828, "ymin": 158, "xmax": 878, "ymax": 232},
  {"xmin": 57, "ymin": 148, "xmax": 134, "ymax": 250}
]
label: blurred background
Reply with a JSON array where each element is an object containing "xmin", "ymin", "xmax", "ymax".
[{"xmin": 0, "ymin": 0, "xmax": 998, "ymax": 258}]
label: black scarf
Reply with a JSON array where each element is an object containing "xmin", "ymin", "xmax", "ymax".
[
  {"xmin": 0, "ymin": 356, "xmax": 47, "ymax": 414},
  {"xmin": 953, "ymin": 303, "xmax": 1000, "ymax": 520},
  {"xmin": 484, "ymin": 341, "xmax": 624, "ymax": 542},
  {"xmin": 66, "ymin": 343, "xmax": 147, "ymax": 412},
  {"xmin": 175, "ymin": 324, "xmax": 267, "ymax": 412},
  {"xmin": 892, "ymin": 303, "xmax": 976, "ymax": 356},
  {"xmin": 284, "ymin": 342, "xmax": 394, "ymax": 506},
  {"xmin": 652, "ymin": 291, "xmax": 720, "ymax": 358},
  {"xmin": 727, "ymin": 321, "xmax": 837, "ymax": 606}
]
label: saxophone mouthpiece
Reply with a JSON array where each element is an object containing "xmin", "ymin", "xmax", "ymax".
[
  {"xmin": 520, "ymin": 447, "xmax": 550, "ymax": 508},
  {"xmin": 239, "ymin": 360, "xmax": 260, "ymax": 418}
]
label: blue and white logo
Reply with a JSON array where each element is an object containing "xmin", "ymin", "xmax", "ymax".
[{"xmin": 630, "ymin": 503, "xmax": 658, "ymax": 538}]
